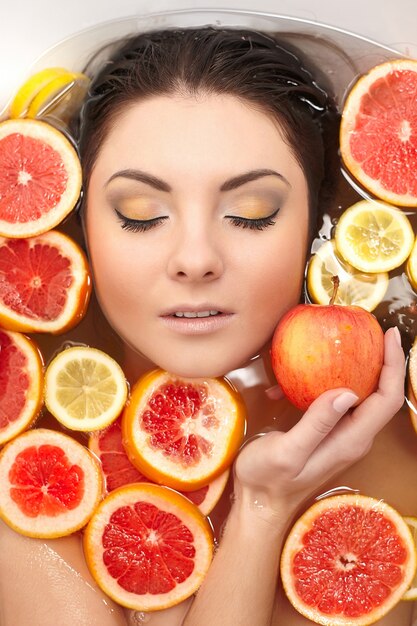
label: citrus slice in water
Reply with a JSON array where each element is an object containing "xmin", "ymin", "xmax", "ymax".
[
  {"xmin": 0, "ymin": 329, "xmax": 44, "ymax": 446},
  {"xmin": 405, "ymin": 236, "xmax": 417, "ymax": 292},
  {"xmin": 0, "ymin": 119, "xmax": 81, "ymax": 237},
  {"xmin": 44, "ymin": 346, "xmax": 128, "ymax": 431},
  {"xmin": 402, "ymin": 516, "xmax": 417, "ymax": 600},
  {"xmin": 26, "ymin": 72, "xmax": 89, "ymax": 121},
  {"xmin": 89, "ymin": 416, "xmax": 230, "ymax": 515},
  {"xmin": 307, "ymin": 240, "xmax": 389, "ymax": 311},
  {"xmin": 9, "ymin": 67, "xmax": 70, "ymax": 118},
  {"xmin": 340, "ymin": 59, "xmax": 417, "ymax": 206},
  {"xmin": 83, "ymin": 482, "xmax": 214, "ymax": 611},
  {"xmin": 0, "ymin": 428, "xmax": 102, "ymax": 538},
  {"xmin": 281, "ymin": 494, "xmax": 416, "ymax": 625},
  {"xmin": 334, "ymin": 200, "xmax": 414, "ymax": 273},
  {"xmin": 0, "ymin": 230, "xmax": 91, "ymax": 333},
  {"xmin": 122, "ymin": 369, "xmax": 246, "ymax": 491},
  {"xmin": 407, "ymin": 335, "xmax": 417, "ymax": 401}
]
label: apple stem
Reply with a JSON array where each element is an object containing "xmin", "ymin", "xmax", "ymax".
[{"xmin": 329, "ymin": 276, "xmax": 340, "ymax": 306}]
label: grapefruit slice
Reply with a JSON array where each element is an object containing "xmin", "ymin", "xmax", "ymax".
[
  {"xmin": 340, "ymin": 59, "xmax": 417, "ymax": 207},
  {"xmin": 0, "ymin": 118, "xmax": 82, "ymax": 237},
  {"xmin": 281, "ymin": 494, "xmax": 416, "ymax": 625},
  {"xmin": 0, "ymin": 428, "xmax": 102, "ymax": 538},
  {"xmin": 89, "ymin": 416, "xmax": 230, "ymax": 515},
  {"xmin": 0, "ymin": 329, "xmax": 43, "ymax": 446},
  {"xmin": 83, "ymin": 482, "xmax": 214, "ymax": 611},
  {"xmin": 44, "ymin": 346, "xmax": 128, "ymax": 432},
  {"xmin": 0, "ymin": 230, "xmax": 91, "ymax": 333},
  {"xmin": 122, "ymin": 369, "xmax": 246, "ymax": 491}
]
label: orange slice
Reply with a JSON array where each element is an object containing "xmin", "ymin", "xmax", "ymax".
[
  {"xmin": 44, "ymin": 346, "xmax": 128, "ymax": 432},
  {"xmin": 83, "ymin": 483, "xmax": 214, "ymax": 610},
  {"xmin": 0, "ymin": 428, "xmax": 102, "ymax": 537},
  {"xmin": 0, "ymin": 118, "xmax": 81, "ymax": 237},
  {"xmin": 0, "ymin": 329, "xmax": 43, "ymax": 445},
  {"xmin": 340, "ymin": 59, "xmax": 417, "ymax": 206},
  {"xmin": 122, "ymin": 369, "xmax": 246, "ymax": 491},
  {"xmin": 0, "ymin": 230, "xmax": 91, "ymax": 334},
  {"xmin": 281, "ymin": 494, "xmax": 416, "ymax": 625},
  {"xmin": 89, "ymin": 416, "xmax": 230, "ymax": 515}
]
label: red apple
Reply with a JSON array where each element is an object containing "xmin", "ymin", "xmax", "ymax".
[{"xmin": 271, "ymin": 301, "xmax": 384, "ymax": 411}]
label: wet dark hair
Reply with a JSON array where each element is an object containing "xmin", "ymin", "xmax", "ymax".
[{"xmin": 76, "ymin": 26, "xmax": 340, "ymax": 240}]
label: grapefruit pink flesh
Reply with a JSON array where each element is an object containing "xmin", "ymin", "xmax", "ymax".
[
  {"xmin": 0, "ymin": 330, "xmax": 29, "ymax": 429},
  {"xmin": 8, "ymin": 444, "xmax": 84, "ymax": 518},
  {"xmin": 142, "ymin": 382, "xmax": 217, "ymax": 465},
  {"xmin": 0, "ymin": 237, "xmax": 73, "ymax": 321},
  {"xmin": 92, "ymin": 418, "xmax": 209, "ymax": 504},
  {"xmin": 0, "ymin": 133, "xmax": 68, "ymax": 223},
  {"xmin": 292, "ymin": 503, "xmax": 409, "ymax": 618},
  {"xmin": 347, "ymin": 66, "xmax": 417, "ymax": 199},
  {"xmin": 103, "ymin": 501, "xmax": 196, "ymax": 595}
]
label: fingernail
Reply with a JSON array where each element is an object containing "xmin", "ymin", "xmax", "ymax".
[
  {"xmin": 333, "ymin": 391, "xmax": 359, "ymax": 413},
  {"xmin": 392, "ymin": 326, "xmax": 402, "ymax": 347}
]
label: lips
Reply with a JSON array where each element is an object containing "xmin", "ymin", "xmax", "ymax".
[
  {"xmin": 160, "ymin": 305, "xmax": 231, "ymax": 318},
  {"xmin": 159, "ymin": 306, "xmax": 234, "ymax": 335}
]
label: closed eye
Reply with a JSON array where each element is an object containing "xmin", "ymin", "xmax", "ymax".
[
  {"xmin": 114, "ymin": 208, "xmax": 168, "ymax": 232},
  {"xmin": 226, "ymin": 208, "xmax": 280, "ymax": 230}
]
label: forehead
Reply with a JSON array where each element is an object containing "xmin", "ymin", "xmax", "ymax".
[{"xmin": 92, "ymin": 94, "xmax": 306, "ymax": 187}]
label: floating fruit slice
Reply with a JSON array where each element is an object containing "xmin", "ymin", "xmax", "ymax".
[
  {"xmin": 307, "ymin": 240, "xmax": 389, "ymax": 311},
  {"xmin": 122, "ymin": 369, "xmax": 246, "ymax": 491},
  {"xmin": 9, "ymin": 67, "xmax": 70, "ymax": 118},
  {"xmin": 89, "ymin": 416, "xmax": 230, "ymax": 515},
  {"xmin": 340, "ymin": 59, "xmax": 417, "ymax": 206},
  {"xmin": 84, "ymin": 483, "xmax": 214, "ymax": 610},
  {"xmin": 281, "ymin": 494, "xmax": 416, "ymax": 626},
  {"xmin": 0, "ymin": 118, "xmax": 82, "ymax": 237},
  {"xmin": 406, "ymin": 236, "xmax": 417, "ymax": 292},
  {"xmin": 408, "ymin": 335, "xmax": 417, "ymax": 401},
  {"xmin": 44, "ymin": 346, "xmax": 128, "ymax": 431},
  {"xmin": 0, "ymin": 428, "xmax": 102, "ymax": 537},
  {"xmin": 0, "ymin": 230, "xmax": 91, "ymax": 333},
  {"xmin": 335, "ymin": 200, "xmax": 414, "ymax": 273},
  {"xmin": 0, "ymin": 329, "xmax": 43, "ymax": 445},
  {"xmin": 402, "ymin": 516, "xmax": 417, "ymax": 600},
  {"xmin": 27, "ymin": 72, "xmax": 89, "ymax": 121}
]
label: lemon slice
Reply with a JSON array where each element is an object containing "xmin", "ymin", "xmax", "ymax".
[
  {"xmin": 10, "ymin": 67, "xmax": 70, "ymax": 118},
  {"xmin": 307, "ymin": 240, "xmax": 389, "ymax": 311},
  {"xmin": 335, "ymin": 200, "xmax": 414, "ymax": 273},
  {"xmin": 44, "ymin": 346, "xmax": 128, "ymax": 431},
  {"xmin": 402, "ymin": 516, "xmax": 417, "ymax": 600},
  {"xmin": 27, "ymin": 72, "xmax": 90, "ymax": 123},
  {"xmin": 406, "ymin": 236, "xmax": 417, "ymax": 292}
]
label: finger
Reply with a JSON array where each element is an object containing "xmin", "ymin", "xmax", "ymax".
[
  {"xmin": 279, "ymin": 388, "xmax": 359, "ymax": 463},
  {"xmin": 265, "ymin": 384, "xmax": 285, "ymax": 400}
]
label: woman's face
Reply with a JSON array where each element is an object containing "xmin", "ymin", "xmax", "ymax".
[{"xmin": 85, "ymin": 94, "xmax": 310, "ymax": 378}]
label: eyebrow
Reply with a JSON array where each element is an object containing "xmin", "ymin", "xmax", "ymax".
[{"xmin": 105, "ymin": 168, "xmax": 290, "ymax": 192}]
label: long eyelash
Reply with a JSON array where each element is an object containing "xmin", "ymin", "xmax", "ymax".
[
  {"xmin": 114, "ymin": 209, "xmax": 168, "ymax": 232},
  {"xmin": 227, "ymin": 208, "xmax": 280, "ymax": 230}
]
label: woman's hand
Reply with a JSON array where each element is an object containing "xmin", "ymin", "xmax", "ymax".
[{"xmin": 234, "ymin": 326, "xmax": 405, "ymax": 516}]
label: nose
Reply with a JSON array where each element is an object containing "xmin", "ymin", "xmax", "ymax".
[{"xmin": 166, "ymin": 221, "xmax": 224, "ymax": 282}]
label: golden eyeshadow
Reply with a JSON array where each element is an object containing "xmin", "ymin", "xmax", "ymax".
[
  {"xmin": 226, "ymin": 196, "xmax": 277, "ymax": 219},
  {"xmin": 114, "ymin": 196, "xmax": 161, "ymax": 220}
]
